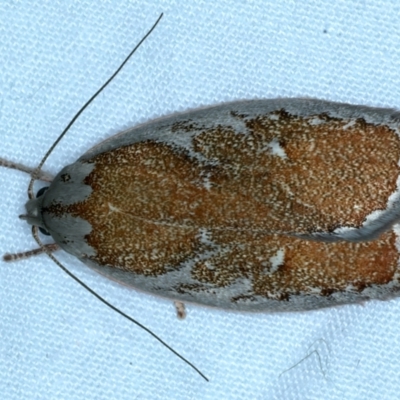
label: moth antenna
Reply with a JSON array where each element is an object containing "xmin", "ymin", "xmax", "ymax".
[
  {"xmin": 31, "ymin": 226, "xmax": 208, "ymax": 381},
  {"xmin": 27, "ymin": 12, "xmax": 164, "ymax": 200}
]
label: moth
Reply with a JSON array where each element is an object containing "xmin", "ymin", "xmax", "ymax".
[
  {"xmin": 3, "ymin": 12, "xmax": 400, "ymax": 381},
  {"xmin": 18, "ymin": 97, "xmax": 400, "ymax": 312}
]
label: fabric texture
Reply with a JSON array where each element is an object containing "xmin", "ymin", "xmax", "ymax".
[{"xmin": 1, "ymin": 1, "xmax": 400, "ymax": 399}]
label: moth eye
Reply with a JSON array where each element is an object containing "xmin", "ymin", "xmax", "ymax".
[
  {"xmin": 35, "ymin": 187, "xmax": 51, "ymax": 236},
  {"xmin": 36, "ymin": 186, "xmax": 49, "ymax": 198},
  {"xmin": 39, "ymin": 227, "xmax": 51, "ymax": 236}
]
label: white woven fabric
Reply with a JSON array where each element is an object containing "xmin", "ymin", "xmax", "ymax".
[{"xmin": 1, "ymin": 1, "xmax": 400, "ymax": 399}]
